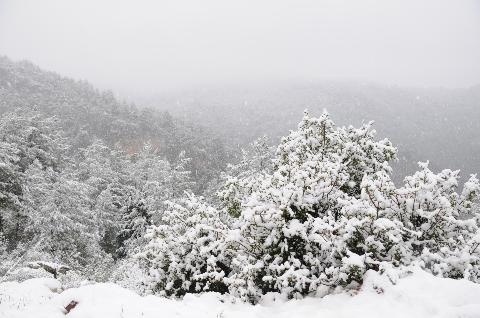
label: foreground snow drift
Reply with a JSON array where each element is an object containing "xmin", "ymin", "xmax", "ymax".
[{"xmin": 1, "ymin": 268, "xmax": 480, "ymax": 318}]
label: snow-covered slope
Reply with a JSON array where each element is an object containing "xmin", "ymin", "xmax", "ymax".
[{"xmin": 1, "ymin": 268, "xmax": 480, "ymax": 318}]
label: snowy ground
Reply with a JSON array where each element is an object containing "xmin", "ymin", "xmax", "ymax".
[{"xmin": 1, "ymin": 268, "xmax": 480, "ymax": 318}]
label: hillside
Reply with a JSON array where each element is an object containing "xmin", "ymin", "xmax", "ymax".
[
  {"xmin": 0, "ymin": 56, "xmax": 232, "ymax": 192},
  {"xmin": 146, "ymin": 82, "xmax": 480, "ymax": 182}
]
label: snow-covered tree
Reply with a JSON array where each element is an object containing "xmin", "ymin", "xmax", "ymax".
[
  {"xmin": 0, "ymin": 141, "xmax": 24, "ymax": 250},
  {"xmin": 22, "ymin": 160, "xmax": 108, "ymax": 272},
  {"xmin": 73, "ymin": 140, "xmax": 129, "ymax": 255},
  {"xmin": 0, "ymin": 111, "xmax": 67, "ymax": 252},
  {"xmin": 116, "ymin": 143, "xmax": 194, "ymax": 258}
]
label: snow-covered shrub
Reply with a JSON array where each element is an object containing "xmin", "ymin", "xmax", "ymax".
[
  {"xmin": 347, "ymin": 162, "xmax": 480, "ymax": 280},
  {"xmin": 110, "ymin": 259, "xmax": 150, "ymax": 294},
  {"xmin": 218, "ymin": 136, "xmax": 273, "ymax": 218},
  {"xmin": 222, "ymin": 111, "xmax": 398, "ymax": 301},
  {"xmin": 140, "ymin": 110, "xmax": 480, "ymax": 303},
  {"xmin": 339, "ymin": 171, "xmax": 409, "ymax": 272},
  {"xmin": 396, "ymin": 163, "xmax": 480, "ymax": 280},
  {"xmin": 138, "ymin": 193, "xmax": 232, "ymax": 297}
]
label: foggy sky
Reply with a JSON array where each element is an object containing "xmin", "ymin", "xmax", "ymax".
[{"xmin": 1, "ymin": 0, "xmax": 479, "ymax": 95}]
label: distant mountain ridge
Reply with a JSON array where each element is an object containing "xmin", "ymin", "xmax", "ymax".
[{"xmin": 145, "ymin": 81, "xmax": 480, "ymax": 183}]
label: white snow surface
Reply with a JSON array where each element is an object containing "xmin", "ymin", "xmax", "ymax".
[{"xmin": 1, "ymin": 268, "xmax": 480, "ymax": 318}]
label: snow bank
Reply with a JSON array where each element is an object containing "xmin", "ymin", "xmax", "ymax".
[
  {"xmin": 1, "ymin": 268, "xmax": 480, "ymax": 318},
  {"xmin": 0, "ymin": 277, "xmax": 62, "ymax": 318}
]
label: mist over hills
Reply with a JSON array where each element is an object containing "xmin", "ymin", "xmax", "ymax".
[
  {"xmin": 0, "ymin": 56, "xmax": 232, "ymax": 192},
  {"xmin": 143, "ymin": 82, "xmax": 480, "ymax": 183},
  {"xmin": 2, "ymin": 55, "xmax": 478, "ymax": 186}
]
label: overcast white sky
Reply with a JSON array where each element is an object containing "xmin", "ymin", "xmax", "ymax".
[{"xmin": 1, "ymin": 0, "xmax": 479, "ymax": 95}]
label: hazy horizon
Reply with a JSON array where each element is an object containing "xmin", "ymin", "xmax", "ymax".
[{"xmin": 1, "ymin": 0, "xmax": 480, "ymax": 97}]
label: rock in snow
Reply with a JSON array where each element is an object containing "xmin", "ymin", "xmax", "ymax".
[{"xmin": 1, "ymin": 268, "xmax": 480, "ymax": 318}]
